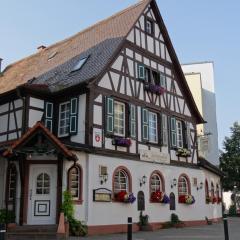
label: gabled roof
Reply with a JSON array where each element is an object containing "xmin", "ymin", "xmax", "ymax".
[
  {"xmin": 0, "ymin": 0, "xmax": 203, "ymax": 123},
  {"xmin": 0, "ymin": 0, "xmax": 150, "ymax": 94},
  {"xmin": 3, "ymin": 122, "xmax": 76, "ymax": 160}
]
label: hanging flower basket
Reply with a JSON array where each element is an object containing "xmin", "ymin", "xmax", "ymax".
[
  {"xmin": 112, "ymin": 137, "xmax": 132, "ymax": 147},
  {"xmin": 115, "ymin": 191, "xmax": 136, "ymax": 204},
  {"xmin": 151, "ymin": 191, "xmax": 170, "ymax": 204},
  {"xmin": 144, "ymin": 83, "xmax": 166, "ymax": 95},
  {"xmin": 176, "ymin": 148, "xmax": 191, "ymax": 157},
  {"xmin": 178, "ymin": 194, "xmax": 195, "ymax": 205}
]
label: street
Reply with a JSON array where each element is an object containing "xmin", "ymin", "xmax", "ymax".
[{"xmin": 71, "ymin": 217, "xmax": 240, "ymax": 240}]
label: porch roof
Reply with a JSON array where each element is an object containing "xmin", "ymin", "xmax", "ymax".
[{"xmin": 2, "ymin": 122, "xmax": 77, "ymax": 161}]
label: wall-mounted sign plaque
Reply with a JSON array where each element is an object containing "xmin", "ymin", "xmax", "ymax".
[{"xmin": 93, "ymin": 188, "xmax": 112, "ymax": 202}]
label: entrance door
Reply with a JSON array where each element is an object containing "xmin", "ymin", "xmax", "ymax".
[{"xmin": 27, "ymin": 164, "xmax": 57, "ymax": 225}]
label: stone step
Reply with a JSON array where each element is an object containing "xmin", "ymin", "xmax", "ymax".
[{"xmin": 8, "ymin": 224, "xmax": 57, "ymax": 233}]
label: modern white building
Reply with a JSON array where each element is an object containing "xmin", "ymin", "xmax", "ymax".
[
  {"xmin": 182, "ymin": 62, "xmax": 219, "ymax": 166},
  {"xmin": 0, "ymin": 0, "xmax": 223, "ymax": 236}
]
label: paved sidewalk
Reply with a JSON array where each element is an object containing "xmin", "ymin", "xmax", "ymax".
[{"xmin": 70, "ymin": 217, "xmax": 239, "ymax": 240}]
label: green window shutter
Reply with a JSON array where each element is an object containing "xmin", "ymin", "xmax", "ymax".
[
  {"xmin": 138, "ymin": 64, "xmax": 145, "ymax": 80},
  {"xmin": 142, "ymin": 108, "xmax": 149, "ymax": 141},
  {"xmin": 106, "ymin": 97, "xmax": 114, "ymax": 134},
  {"xmin": 70, "ymin": 98, "xmax": 78, "ymax": 134},
  {"xmin": 170, "ymin": 117, "xmax": 177, "ymax": 147},
  {"xmin": 161, "ymin": 114, "xmax": 168, "ymax": 146},
  {"xmin": 129, "ymin": 104, "xmax": 136, "ymax": 138},
  {"xmin": 44, "ymin": 102, "xmax": 53, "ymax": 132}
]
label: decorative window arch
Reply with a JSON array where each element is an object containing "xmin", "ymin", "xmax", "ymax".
[
  {"xmin": 68, "ymin": 164, "xmax": 83, "ymax": 203},
  {"xmin": 113, "ymin": 166, "xmax": 132, "ymax": 195},
  {"xmin": 150, "ymin": 171, "xmax": 165, "ymax": 194},
  {"xmin": 178, "ymin": 174, "xmax": 191, "ymax": 196}
]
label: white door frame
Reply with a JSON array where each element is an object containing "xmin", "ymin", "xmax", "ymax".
[{"xmin": 27, "ymin": 164, "xmax": 57, "ymax": 225}]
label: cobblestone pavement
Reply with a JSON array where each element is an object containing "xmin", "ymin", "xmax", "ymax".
[{"xmin": 70, "ymin": 217, "xmax": 239, "ymax": 240}]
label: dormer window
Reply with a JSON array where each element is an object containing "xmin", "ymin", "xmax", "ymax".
[
  {"xmin": 145, "ymin": 18, "xmax": 154, "ymax": 35},
  {"xmin": 71, "ymin": 56, "xmax": 88, "ymax": 72}
]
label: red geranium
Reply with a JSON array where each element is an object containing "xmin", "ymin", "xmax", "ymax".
[
  {"xmin": 151, "ymin": 191, "xmax": 163, "ymax": 202},
  {"xmin": 212, "ymin": 196, "xmax": 217, "ymax": 204},
  {"xmin": 116, "ymin": 191, "xmax": 127, "ymax": 202},
  {"xmin": 179, "ymin": 195, "xmax": 186, "ymax": 203}
]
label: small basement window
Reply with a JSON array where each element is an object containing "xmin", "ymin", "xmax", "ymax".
[{"xmin": 72, "ymin": 56, "xmax": 88, "ymax": 72}]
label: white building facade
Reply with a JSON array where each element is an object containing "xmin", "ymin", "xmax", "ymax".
[{"xmin": 0, "ymin": 0, "xmax": 223, "ymax": 235}]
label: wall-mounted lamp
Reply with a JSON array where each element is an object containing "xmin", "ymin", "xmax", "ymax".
[
  {"xmin": 171, "ymin": 178, "xmax": 177, "ymax": 188},
  {"xmin": 139, "ymin": 175, "xmax": 147, "ymax": 187},
  {"xmin": 197, "ymin": 182, "xmax": 203, "ymax": 191},
  {"xmin": 100, "ymin": 174, "xmax": 108, "ymax": 185}
]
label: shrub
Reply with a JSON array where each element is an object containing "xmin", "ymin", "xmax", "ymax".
[
  {"xmin": 139, "ymin": 212, "xmax": 149, "ymax": 226},
  {"xmin": 229, "ymin": 205, "xmax": 237, "ymax": 216},
  {"xmin": 61, "ymin": 191, "xmax": 88, "ymax": 236},
  {"xmin": 171, "ymin": 213, "xmax": 180, "ymax": 224},
  {"xmin": 0, "ymin": 209, "xmax": 15, "ymax": 224}
]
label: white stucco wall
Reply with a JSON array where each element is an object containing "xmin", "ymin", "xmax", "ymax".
[{"xmin": 78, "ymin": 154, "xmax": 222, "ymax": 226}]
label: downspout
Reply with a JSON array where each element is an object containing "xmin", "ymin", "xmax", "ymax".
[{"xmin": 85, "ymin": 153, "xmax": 89, "ymax": 224}]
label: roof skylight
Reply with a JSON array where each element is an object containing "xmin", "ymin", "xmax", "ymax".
[{"xmin": 72, "ymin": 56, "xmax": 88, "ymax": 72}]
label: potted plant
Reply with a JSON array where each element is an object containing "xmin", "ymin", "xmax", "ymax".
[
  {"xmin": 115, "ymin": 191, "xmax": 136, "ymax": 204},
  {"xmin": 0, "ymin": 209, "xmax": 16, "ymax": 229},
  {"xmin": 138, "ymin": 212, "xmax": 151, "ymax": 231}
]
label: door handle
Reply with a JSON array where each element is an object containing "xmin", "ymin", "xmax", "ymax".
[{"xmin": 30, "ymin": 189, "xmax": 32, "ymax": 200}]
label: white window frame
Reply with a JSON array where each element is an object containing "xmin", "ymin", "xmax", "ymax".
[
  {"xmin": 178, "ymin": 176, "xmax": 189, "ymax": 196},
  {"xmin": 149, "ymin": 111, "xmax": 158, "ymax": 143},
  {"xmin": 69, "ymin": 167, "xmax": 80, "ymax": 200},
  {"xmin": 114, "ymin": 169, "xmax": 129, "ymax": 194},
  {"xmin": 146, "ymin": 19, "xmax": 153, "ymax": 35},
  {"xmin": 176, "ymin": 120, "xmax": 183, "ymax": 148},
  {"xmin": 58, "ymin": 101, "xmax": 71, "ymax": 137},
  {"xmin": 114, "ymin": 101, "xmax": 125, "ymax": 137},
  {"xmin": 150, "ymin": 174, "xmax": 162, "ymax": 193}
]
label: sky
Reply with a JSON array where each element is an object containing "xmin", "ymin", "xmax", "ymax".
[{"xmin": 0, "ymin": 0, "xmax": 240, "ymax": 149}]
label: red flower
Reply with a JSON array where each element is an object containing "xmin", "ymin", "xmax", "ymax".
[
  {"xmin": 151, "ymin": 191, "xmax": 163, "ymax": 202},
  {"xmin": 116, "ymin": 191, "xmax": 127, "ymax": 202},
  {"xmin": 212, "ymin": 196, "xmax": 217, "ymax": 204},
  {"xmin": 179, "ymin": 195, "xmax": 186, "ymax": 203}
]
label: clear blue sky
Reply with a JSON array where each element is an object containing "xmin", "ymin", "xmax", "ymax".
[{"xmin": 1, "ymin": 0, "xmax": 239, "ymax": 149}]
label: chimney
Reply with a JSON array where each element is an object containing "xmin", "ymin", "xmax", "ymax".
[
  {"xmin": 0, "ymin": 58, "xmax": 2, "ymax": 73},
  {"xmin": 37, "ymin": 45, "xmax": 46, "ymax": 52}
]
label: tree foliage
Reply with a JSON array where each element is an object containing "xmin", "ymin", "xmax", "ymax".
[{"xmin": 220, "ymin": 122, "xmax": 240, "ymax": 191}]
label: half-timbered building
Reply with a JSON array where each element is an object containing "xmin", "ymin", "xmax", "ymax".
[{"xmin": 0, "ymin": 0, "xmax": 223, "ymax": 235}]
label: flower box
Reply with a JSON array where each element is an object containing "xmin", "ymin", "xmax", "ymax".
[
  {"xmin": 112, "ymin": 137, "xmax": 132, "ymax": 147},
  {"xmin": 144, "ymin": 83, "xmax": 166, "ymax": 95},
  {"xmin": 178, "ymin": 194, "xmax": 195, "ymax": 205},
  {"xmin": 115, "ymin": 191, "xmax": 136, "ymax": 204},
  {"xmin": 176, "ymin": 148, "xmax": 191, "ymax": 157},
  {"xmin": 151, "ymin": 191, "xmax": 170, "ymax": 204}
]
